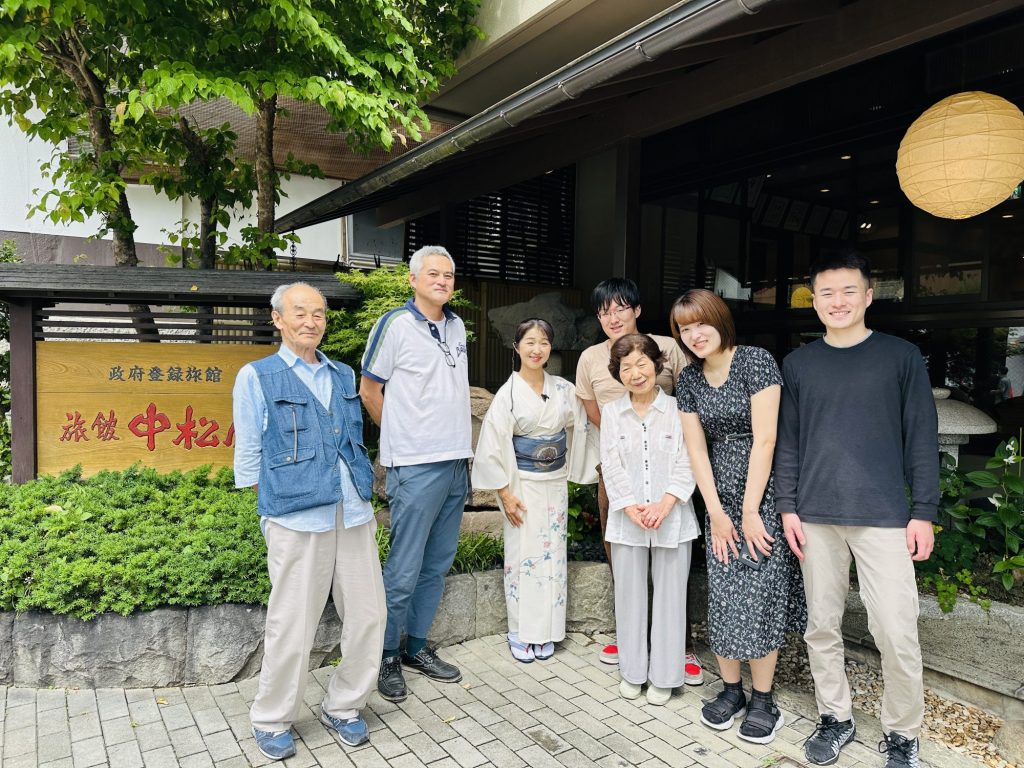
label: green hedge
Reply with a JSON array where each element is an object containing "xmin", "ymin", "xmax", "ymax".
[{"xmin": 0, "ymin": 465, "xmax": 501, "ymax": 619}]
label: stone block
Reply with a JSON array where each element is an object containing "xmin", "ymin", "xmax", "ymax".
[
  {"xmin": 0, "ymin": 610, "xmax": 13, "ymax": 684},
  {"xmin": 13, "ymin": 609, "xmax": 186, "ymax": 688},
  {"xmin": 459, "ymin": 509, "xmax": 503, "ymax": 534},
  {"xmin": 185, "ymin": 605, "xmax": 266, "ymax": 684},
  {"xmin": 473, "ymin": 570, "xmax": 507, "ymax": 638},
  {"xmin": 565, "ymin": 562, "xmax": 614, "ymax": 634},
  {"xmin": 995, "ymin": 719, "xmax": 1024, "ymax": 766},
  {"xmin": 428, "ymin": 573, "xmax": 477, "ymax": 647}
]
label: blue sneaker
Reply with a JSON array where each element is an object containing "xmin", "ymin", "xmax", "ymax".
[
  {"xmin": 320, "ymin": 706, "xmax": 369, "ymax": 747},
  {"xmin": 251, "ymin": 727, "xmax": 296, "ymax": 761}
]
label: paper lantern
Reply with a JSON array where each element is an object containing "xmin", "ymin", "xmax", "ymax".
[{"xmin": 896, "ymin": 91, "xmax": 1024, "ymax": 219}]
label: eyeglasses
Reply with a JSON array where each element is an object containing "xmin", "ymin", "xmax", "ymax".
[
  {"xmin": 597, "ymin": 305, "xmax": 635, "ymax": 320},
  {"xmin": 427, "ymin": 322, "xmax": 456, "ymax": 368}
]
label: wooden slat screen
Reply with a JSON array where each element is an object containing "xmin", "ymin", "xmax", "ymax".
[
  {"xmin": 404, "ymin": 212, "xmax": 442, "ymax": 258},
  {"xmin": 34, "ymin": 306, "xmax": 277, "ymax": 344},
  {"xmin": 405, "ymin": 166, "xmax": 575, "ymax": 287}
]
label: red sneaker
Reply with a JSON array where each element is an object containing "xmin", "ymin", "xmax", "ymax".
[
  {"xmin": 599, "ymin": 643, "xmax": 618, "ymax": 664},
  {"xmin": 685, "ymin": 652, "xmax": 705, "ymax": 685}
]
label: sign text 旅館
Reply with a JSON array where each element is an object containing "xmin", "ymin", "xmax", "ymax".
[{"xmin": 37, "ymin": 341, "xmax": 267, "ymax": 477}]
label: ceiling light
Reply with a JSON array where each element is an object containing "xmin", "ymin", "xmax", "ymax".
[
  {"xmin": 841, "ymin": 155, "xmax": 852, "ymax": 160},
  {"xmin": 869, "ymin": 199, "xmax": 880, "ymax": 205},
  {"xmin": 1002, "ymin": 213, "xmax": 1014, "ymax": 219},
  {"xmin": 819, "ymin": 188, "xmax": 830, "ymax": 193}
]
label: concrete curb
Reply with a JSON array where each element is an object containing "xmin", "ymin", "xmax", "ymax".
[{"xmin": 0, "ymin": 561, "xmax": 614, "ymax": 689}]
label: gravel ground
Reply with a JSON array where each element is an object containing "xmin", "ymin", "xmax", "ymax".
[{"xmin": 690, "ymin": 622, "xmax": 1015, "ymax": 767}]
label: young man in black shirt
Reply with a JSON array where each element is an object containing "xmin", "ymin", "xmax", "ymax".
[{"xmin": 775, "ymin": 250, "xmax": 938, "ymax": 768}]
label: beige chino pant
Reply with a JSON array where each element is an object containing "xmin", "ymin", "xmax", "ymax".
[
  {"xmin": 800, "ymin": 523, "xmax": 924, "ymax": 738},
  {"xmin": 250, "ymin": 510, "xmax": 386, "ymax": 733}
]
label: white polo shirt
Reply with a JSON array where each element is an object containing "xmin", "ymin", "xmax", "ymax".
[{"xmin": 361, "ymin": 298, "xmax": 473, "ymax": 467}]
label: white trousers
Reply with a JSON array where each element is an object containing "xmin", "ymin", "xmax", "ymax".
[
  {"xmin": 611, "ymin": 542, "xmax": 692, "ymax": 689},
  {"xmin": 250, "ymin": 511, "xmax": 386, "ymax": 732}
]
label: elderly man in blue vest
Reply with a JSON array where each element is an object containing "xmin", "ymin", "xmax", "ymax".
[{"xmin": 233, "ymin": 282, "xmax": 386, "ymax": 761}]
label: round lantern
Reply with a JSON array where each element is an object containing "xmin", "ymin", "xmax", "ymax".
[{"xmin": 896, "ymin": 91, "xmax": 1024, "ymax": 219}]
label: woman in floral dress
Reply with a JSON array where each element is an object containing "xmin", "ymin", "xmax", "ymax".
[{"xmin": 672, "ymin": 289, "xmax": 806, "ymax": 745}]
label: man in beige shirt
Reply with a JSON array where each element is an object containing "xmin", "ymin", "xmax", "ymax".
[{"xmin": 575, "ymin": 278, "xmax": 702, "ymax": 684}]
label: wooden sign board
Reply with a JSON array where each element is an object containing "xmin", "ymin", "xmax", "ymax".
[{"xmin": 36, "ymin": 341, "xmax": 269, "ymax": 477}]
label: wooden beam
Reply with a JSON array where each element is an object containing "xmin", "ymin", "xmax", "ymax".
[
  {"xmin": 9, "ymin": 300, "xmax": 36, "ymax": 483},
  {"xmin": 0, "ymin": 265, "xmax": 360, "ymax": 308}
]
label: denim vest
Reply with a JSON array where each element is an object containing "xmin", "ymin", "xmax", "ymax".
[{"xmin": 251, "ymin": 354, "xmax": 374, "ymax": 517}]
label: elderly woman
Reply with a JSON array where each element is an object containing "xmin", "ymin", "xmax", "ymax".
[
  {"xmin": 672, "ymin": 289, "xmax": 806, "ymax": 744},
  {"xmin": 472, "ymin": 318, "xmax": 595, "ymax": 663}
]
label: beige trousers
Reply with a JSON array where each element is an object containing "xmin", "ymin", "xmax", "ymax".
[
  {"xmin": 801, "ymin": 523, "xmax": 923, "ymax": 738},
  {"xmin": 250, "ymin": 511, "xmax": 386, "ymax": 732}
]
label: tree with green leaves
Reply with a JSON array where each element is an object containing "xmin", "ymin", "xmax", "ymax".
[
  {"xmin": 0, "ymin": 0, "xmax": 156, "ymax": 266},
  {"xmin": 128, "ymin": 0, "xmax": 481, "ymax": 264},
  {"xmin": 1, "ymin": 0, "xmax": 480, "ymax": 269}
]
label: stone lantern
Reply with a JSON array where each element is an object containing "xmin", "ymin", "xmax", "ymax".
[{"xmin": 933, "ymin": 388, "xmax": 996, "ymax": 462}]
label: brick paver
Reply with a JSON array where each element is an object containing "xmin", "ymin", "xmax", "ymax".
[{"xmin": 0, "ymin": 633, "xmax": 980, "ymax": 767}]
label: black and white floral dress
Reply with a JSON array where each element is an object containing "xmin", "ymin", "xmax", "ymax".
[{"xmin": 676, "ymin": 345, "xmax": 807, "ymax": 660}]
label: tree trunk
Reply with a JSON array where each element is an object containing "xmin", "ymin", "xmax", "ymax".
[
  {"xmin": 256, "ymin": 94, "xmax": 277, "ymax": 267},
  {"xmin": 58, "ymin": 33, "xmax": 156, "ymax": 338},
  {"xmin": 199, "ymin": 197, "xmax": 217, "ymax": 270}
]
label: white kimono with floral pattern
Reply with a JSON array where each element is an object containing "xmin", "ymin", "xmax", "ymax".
[{"xmin": 472, "ymin": 372, "xmax": 596, "ymax": 644}]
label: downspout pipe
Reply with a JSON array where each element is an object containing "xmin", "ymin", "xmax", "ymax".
[{"xmin": 276, "ymin": 0, "xmax": 775, "ymax": 232}]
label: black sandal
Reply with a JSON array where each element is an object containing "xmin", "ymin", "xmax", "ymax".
[
  {"xmin": 700, "ymin": 682, "xmax": 746, "ymax": 730},
  {"xmin": 738, "ymin": 689, "xmax": 784, "ymax": 744}
]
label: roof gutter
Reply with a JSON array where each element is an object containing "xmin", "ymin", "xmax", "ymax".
[{"xmin": 276, "ymin": 0, "xmax": 776, "ymax": 232}]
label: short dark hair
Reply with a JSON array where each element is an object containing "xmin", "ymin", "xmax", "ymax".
[
  {"xmin": 591, "ymin": 278, "xmax": 641, "ymax": 314},
  {"xmin": 608, "ymin": 333, "xmax": 666, "ymax": 383},
  {"xmin": 513, "ymin": 317, "xmax": 554, "ymax": 347},
  {"xmin": 809, "ymin": 248, "xmax": 871, "ymax": 289},
  {"xmin": 669, "ymin": 289, "xmax": 737, "ymax": 364}
]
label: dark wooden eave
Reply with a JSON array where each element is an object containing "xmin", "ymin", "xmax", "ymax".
[{"xmin": 0, "ymin": 264, "xmax": 359, "ymax": 308}]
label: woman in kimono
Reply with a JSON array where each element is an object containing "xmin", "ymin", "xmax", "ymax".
[{"xmin": 472, "ymin": 318, "xmax": 594, "ymax": 663}]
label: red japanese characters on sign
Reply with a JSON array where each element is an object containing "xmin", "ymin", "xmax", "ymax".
[
  {"xmin": 37, "ymin": 341, "xmax": 265, "ymax": 477},
  {"xmin": 59, "ymin": 403, "xmax": 236, "ymax": 452}
]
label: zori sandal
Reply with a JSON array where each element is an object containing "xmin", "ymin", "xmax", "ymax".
[
  {"xmin": 533, "ymin": 642, "xmax": 555, "ymax": 660},
  {"xmin": 507, "ymin": 634, "xmax": 535, "ymax": 663}
]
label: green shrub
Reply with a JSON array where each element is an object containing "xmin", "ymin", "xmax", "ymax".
[
  {"xmin": 0, "ymin": 465, "xmax": 504, "ymax": 619},
  {"xmin": 0, "ymin": 465, "xmax": 268, "ymax": 618}
]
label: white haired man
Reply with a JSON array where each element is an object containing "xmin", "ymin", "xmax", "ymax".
[
  {"xmin": 360, "ymin": 246, "xmax": 473, "ymax": 702},
  {"xmin": 233, "ymin": 282, "xmax": 386, "ymax": 760}
]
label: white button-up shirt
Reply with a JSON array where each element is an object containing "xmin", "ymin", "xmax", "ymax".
[{"xmin": 599, "ymin": 388, "xmax": 699, "ymax": 548}]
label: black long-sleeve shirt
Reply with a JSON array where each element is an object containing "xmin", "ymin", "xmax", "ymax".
[{"xmin": 774, "ymin": 331, "xmax": 939, "ymax": 526}]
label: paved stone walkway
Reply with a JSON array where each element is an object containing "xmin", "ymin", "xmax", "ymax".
[{"xmin": 0, "ymin": 633, "xmax": 978, "ymax": 768}]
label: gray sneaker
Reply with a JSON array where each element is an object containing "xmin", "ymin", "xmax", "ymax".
[
  {"xmin": 879, "ymin": 732, "xmax": 920, "ymax": 768},
  {"xmin": 804, "ymin": 714, "xmax": 856, "ymax": 765}
]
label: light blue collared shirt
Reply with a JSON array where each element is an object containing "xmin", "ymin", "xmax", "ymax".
[{"xmin": 232, "ymin": 345, "xmax": 374, "ymax": 532}]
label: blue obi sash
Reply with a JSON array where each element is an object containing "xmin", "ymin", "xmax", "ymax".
[{"xmin": 512, "ymin": 430, "xmax": 567, "ymax": 473}]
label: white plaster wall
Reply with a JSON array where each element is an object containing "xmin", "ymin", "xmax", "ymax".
[{"xmin": 1, "ymin": 118, "xmax": 343, "ymax": 261}]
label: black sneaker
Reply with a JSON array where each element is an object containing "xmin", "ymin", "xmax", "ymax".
[
  {"xmin": 804, "ymin": 714, "xmax": 856, "ymax": 765},
  {"xmin": 879, "ymin": 732, "xmax": 920, "ymax": 768},
  {"xmin": 401, "ymin": 647, "xmax": 462, "ymax": 683},
  {"xmin": 377, "ymin": 655, "xmax": 407, "ymax": 702}
]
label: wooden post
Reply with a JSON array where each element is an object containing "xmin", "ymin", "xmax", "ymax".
[{"xmin": 9, "ymin": 300, "xmax": 36, "ymax": 482}]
